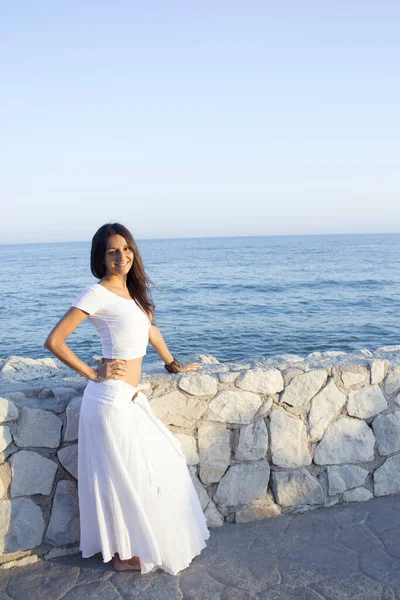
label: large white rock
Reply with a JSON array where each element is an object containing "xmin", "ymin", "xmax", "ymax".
[
  {"xmin": 63, "ymin": 396, "xmax": 82, "ymax": 442},
  {"xmin": 269, "ymin": 410, "xmax": 311, "ymax": 468},
  {"xmin": 205, "ymin": 390, "xmax": 262, "ymax": 424},
  {"xmin": 58, "ymin": 445, "xmax": 78, "ymax": 479},
  {"xmin": 178, "ymin": 374, "xmax": 218, "ymax": 396},
  {"xmin": 308, "ymin": 379, "xmax": 346, "ymax": 442},
  {"xmin": 235, "ymin": 496, "xmax": 281, "ymax": 523},
  {"xmin": 150, "ymin": 391, "xmax": 206, "ymax": 428},
  {"xmin": 372, "ymin": 412, "xmax": 400, "ymax": 456},
  {"xmin": 235, "ymin": 369, "xmax": 284, "ymax": 395},
  {"xmin": 314, "ymin": 417, "xmax": 375, "ymax": 465},
  {"xmin": 14, "ymin": 407, "xmax": 62, "ymax": 448},
  {"xmin": 204, "ymin": 502, "xmax": 224, "ymax": 528},
  {"xmin": 45, "ymin": 480, "xmax": 80, "ymax": 545},
  {"xmin": 343, "ymin": 487, "xmax": 373, "ymax": 502},
  {"xmin": 271, "ymin": 469, "xmax": 324, "ymax": 508},
  {"xmin": 280, "ymin": 369, "xmax": 327, "ymax": 407},
  {"xmin": 236, "ymin": 418, "xmax": 268, "ymax": 461},
  {"xmin": 0, "ymin": 426, "xmax": 12, "ymax": 453},
  {"xmin": 218, "ymin": 372, "xmax": 240, "ymax": 384},
  {"xmin": 10, "ymin": 451, "xmax": 58, "ymax": 497},
  {"xmin": 370, "ymin": 359, "xmax": 388, "ymax": 385},
  {"xmin": 173, "ymin": 433, "xmax": 199, "ymax": 465},
  {"xmin": 0, "ymin": 498, "xmax": 45, "ymax": 552},
  {"xmin": 214, "ymin": 462, "xmax": 270, "ymax": 507},
  {"xmin": 384, "ymin": 366, "xmax": 400, "ymax": 396},
  {"xmin": 326, "ymin": 464, "xmax": 368, "ymax": 495},
  {"xmin": 188, "ymin": 467, "xmax": 210, "ymax": 510},
  {"xmin": 198, "ymin": 423, "xmax": 230, "ymax": 484},
  {"xmin": 0, "ymin": 397, "xmax": 18, "ymax": 423},
  {"xmin": 374, "ymin": 455, "xmax": 400, "ymax": 496},
  {"xmin": 0, "ymin": 356, "xmax": 60, "ymax": 382},
  {"xmin": 347, "ymin": 385, "xmax": 387, "ymax": 419},
  {"xmin": 334, "ymin": 365, "xmax": 369, "ymax": 389},
  {"xmin": 50, "ymin": 387, "xmax": 78, "ymax": 413}
]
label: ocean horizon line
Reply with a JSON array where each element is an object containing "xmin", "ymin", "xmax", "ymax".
[{"xmin": 1, "ymin": 230, "xmax": 400, "ymax": 247}]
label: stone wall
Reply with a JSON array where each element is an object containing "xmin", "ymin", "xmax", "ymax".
[{"xmin": 1, "ymin": 347, "xmax": 400, "ymax": 567}]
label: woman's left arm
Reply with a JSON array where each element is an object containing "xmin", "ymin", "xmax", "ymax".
[{"xmin": 148, "ymin": 325, "xmax": 200, "ymax": 372}]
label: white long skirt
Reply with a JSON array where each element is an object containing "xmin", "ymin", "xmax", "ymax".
[{"xmin": 77, "ymin": 378, "xmax": 210, "ymax": 575}]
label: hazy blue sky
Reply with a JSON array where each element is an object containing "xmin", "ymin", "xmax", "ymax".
[{"xmin": 1, "ymin": 1, "xmax": 399, "ymax": 243}]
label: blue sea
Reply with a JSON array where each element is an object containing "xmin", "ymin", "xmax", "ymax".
[{"xmin": 1, "ymin": 234, "xmax": 400, "ymax": 367}]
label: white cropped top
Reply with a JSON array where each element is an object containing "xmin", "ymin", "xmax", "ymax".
[{"xmin": 71, "ymin": 283, "xmax": 151, "ymax": 360}]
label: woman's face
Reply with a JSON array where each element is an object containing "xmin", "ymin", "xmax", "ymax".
[{"xmin": 104, "ymin": 234, "xmax": 134, "ymax": 277}]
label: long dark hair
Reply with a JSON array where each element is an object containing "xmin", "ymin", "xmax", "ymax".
[{"xmin": 91, "ymin": 223, "xmax": 155, "ymax": 320}]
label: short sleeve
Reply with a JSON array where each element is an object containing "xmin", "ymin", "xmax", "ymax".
[{"xmin": 71, "ymin": 286, "xmax": 101, "ymax": 316}]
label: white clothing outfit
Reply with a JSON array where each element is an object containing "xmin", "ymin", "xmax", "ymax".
[{"xmin": 72, "ymin": 284, "xmax": 210, "ymax": 575}]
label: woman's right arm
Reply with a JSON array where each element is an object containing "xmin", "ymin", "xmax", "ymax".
[
  {"xmin": 44, "ymin": 308, "xmax": 99, "ymax": 380},
  {"xmin": 44, "ymin": 308, "xmax": 126, "ymax": 381}
]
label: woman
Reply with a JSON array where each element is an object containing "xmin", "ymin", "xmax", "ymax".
[{"xmin": 44, "ymin": 223, "xmax": 210, "ymax": 575}]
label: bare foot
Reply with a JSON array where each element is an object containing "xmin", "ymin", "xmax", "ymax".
[{"xmin": 113, "ymin": 553, "xmax": 141, "ymax": 571}]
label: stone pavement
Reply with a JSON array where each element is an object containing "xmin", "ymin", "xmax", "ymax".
[{"xmin": 1, "ymin": 495, "xmax": 400, "ymax": 600}]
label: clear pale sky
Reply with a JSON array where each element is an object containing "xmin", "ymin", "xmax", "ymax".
[{"xmin": 1, "ymin": 1, "xmax": 399, "ymax": 243}]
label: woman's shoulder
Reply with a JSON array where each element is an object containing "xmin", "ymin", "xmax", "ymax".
[{"xmin": 71, "ymin": 283, "xmax": 102, "ymax": 315}]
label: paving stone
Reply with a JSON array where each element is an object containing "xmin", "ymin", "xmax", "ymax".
[
  {"xmin": 45, "ymin": 480, "xmax": 80, "ymax": 546},
  {"xmin": 368, "ymin": 505, "xmax": 400, "ymax": 533},
  {"xmin": 10, "ymin": 450, "xmax": 58, "ymax": 497},
  {"xmin": 347, "ymin": 385, "xmax": 388, "ymax": 419},
  {"xmin": 61, "ymin": 580, "xmax": 123, "ymax": 600},
  {"xmin": 235, "ymin": 368, "xmax": 284, "ymax": 395},
  {"xmin": 206, "ymin": 390, "xmax": 262, "ymax": 424},
  {"xmin": 14, "ymin": 407, "xmax": 62, "ymax": 448},
  {"xmin": 380, "ymin": 525, "xmax": 400, "ymax": 560},
  {"xmin": 64, "ymin": 396, "xmax": 82, "ymax": 442},
  {"xmin": 372, "ymin": 411, "xmax": 400, "ymax": 456},
  {"xmin": 278, "ymin": 542, "xmax": 357, "ymax": 587},
  {"xmin": 214, "ymin": 462, "xmax": 270, "ymax": 507},
  {"xmin": 336, "ymin": 524, "xmax": 384, "ymax": 553},
  {"xmin": 314, "ymin": 417, "xmax": 375, "ymax": 465},
  {"xmin": 3, "ymin": 562, "xmax": 80, "ymax": 600},
  {"xmin": 310, "ymin": 573, "xmax": 383, "ymax": 600},
  {"xmin": 281, "ymin": 369, "xmax": 327, "ymax": 407},
  {"xmin": 359, "ymin": 548, "xmax": 400, "ymax": 585},
  {"xmin": 113, "ymin": 569, "xmax": 182, "ymax": 599},
  {"xmin": 270, "ymin": 410, "xmax": 311, "ymax": 468},
  {"xmin": 1, "ymin": 495, "xmax": 400, "ymax": 599},
  {"xmin": 178, "ymin": 374, "xmax": 218, "ymax": 396}
]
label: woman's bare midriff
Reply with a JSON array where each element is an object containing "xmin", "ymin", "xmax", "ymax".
[{"xmin": 103, "ymin": 356, "xmax": 143, "ymax": 388}]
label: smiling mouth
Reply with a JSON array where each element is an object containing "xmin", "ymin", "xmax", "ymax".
[{"xmin": 115, "ymin": 262, "xmax": 130, "ymax": 267}]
